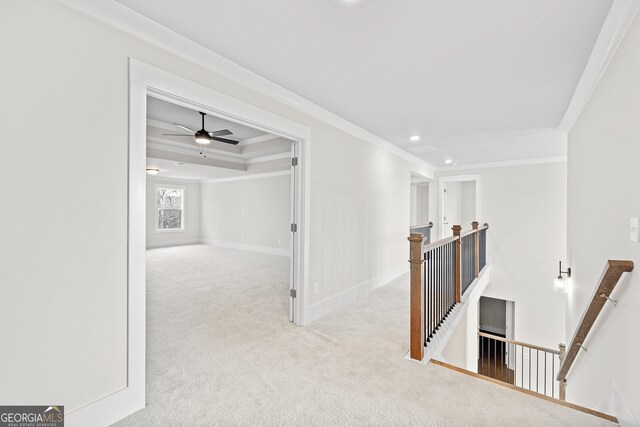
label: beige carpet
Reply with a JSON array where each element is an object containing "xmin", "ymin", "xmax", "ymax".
[{"xmin": 114, "ymin": 244, "xmax": 612, "ymax": 426}]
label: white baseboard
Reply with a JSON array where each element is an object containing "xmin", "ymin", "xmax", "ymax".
[
  {"xmin": 305, "ymin": 269, "xmax": 409, "ymax": 324},
  {"xmin": 613, "ymin": 382, "xmax": 639, "ymax": 427},
  {"xmin": 146, "ymin": 239, "xmax": 201, "ymax": 249},
  {"xmin": 202, "ymin": 239, "xmax": 290, "ymax": 257}
]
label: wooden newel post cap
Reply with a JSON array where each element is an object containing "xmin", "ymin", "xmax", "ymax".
[
  {"xmin": 408, "ymin": 233, "xmax": 423, "ymax": 243},
  {"xmin": 452, "ymin": 225, "xmax": 462, "ymax": 236},
  {"xmin": 472, "ymin": 221, "xmax": 479, "ymax": 229}
]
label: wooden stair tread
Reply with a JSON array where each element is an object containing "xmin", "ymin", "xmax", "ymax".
[{"xmin": 430, "ymin": 359, "xmax": 618, "ymax": 424}]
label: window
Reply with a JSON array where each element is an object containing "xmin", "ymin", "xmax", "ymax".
[{"xmin": 156, "ymin": 186, "xmax": 185, "ymax": 231}]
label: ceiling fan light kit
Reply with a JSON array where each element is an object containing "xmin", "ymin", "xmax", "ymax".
[
  {"xmin": 195, "ymin": 129, "xmax": 212, "ymax": 144},
  {"xmin": 162, "ymin": 111, "xmax": 240, "ymax": 146}
]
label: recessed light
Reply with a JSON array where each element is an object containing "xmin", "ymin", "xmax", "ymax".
[
  {"xmin": 444, "ymin": 159, "xmax": 453, "ymax": 164},
  {"xmin": 409, "ymin": 135, "xmax": 421, "ymax": 142},
  {"xmin": 146, "ymin": 168, "xmax": 160, "ymax": 176}
]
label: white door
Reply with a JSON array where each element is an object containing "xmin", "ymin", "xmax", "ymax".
[{"xmin": 289, "ymin": 141, "xmax": 297, "ymax": 322}]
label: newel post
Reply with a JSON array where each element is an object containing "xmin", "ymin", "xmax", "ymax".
[
  {"xmin": 558, "ymin": 343, "xmax": 567, "ymax": 401},
  {"xmin": 452, "ymin": 225, "xmax": 462, "ymax": 303},
  {"xmin": 408, "ymin": 233, "xmax": 425, "ymax": 361},
  {"xmin": 472, "ymin": 221, "xmax": 480, "ymax": 278}
]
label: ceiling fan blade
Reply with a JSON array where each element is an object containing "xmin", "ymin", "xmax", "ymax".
[
  {"xmin": 211, "ymin": 136, "xmax": 240, "ymax": 145},
  {"xmin": 175, "ymin": 124, "xmax": 196, "ymax": 133},
  {"xmin": 162, "ymin": 133, "xmax": 193, "ymax": 136},
  {"xmin": 209, "ymin": 129, "xmax": 233, "ymax": 137}
]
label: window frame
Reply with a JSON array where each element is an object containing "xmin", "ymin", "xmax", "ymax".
[{"xmin": 154, "ymin": 183, "xmax": 186, "ymax": 233}]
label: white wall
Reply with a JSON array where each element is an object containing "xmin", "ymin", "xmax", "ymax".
[
  {"xmin": 410, "ymin": 185, "xmax": 417, "ymax": 226},
  {"xmin": 146, "ymin": 177, "xmax": 201, "ymax": 248},
  {"xmin": 410, "ymin": 184, "xmax": 430, "ymax": 226},
  {"xmin": 461, "ymin": 181, "xmax": 477, "ymax": 227},
  {"xmin": 436, "ymin": 163, "xmax": 567, "ymax": 350},
  {"xmin": 479, "ymin": 296, "xmax": 506, "ymax": 335},
  {"xmin": 566, "ymin": 12, "xmax": 640, "ymax": 421},
  {"xmin": 201, "ymin": 174, "xmax": 291, "ymax": 255},
  {"xmin": 0, "ymin": 1, "xmax": 431, "ymax": 415},
  {"xmin": 416, "ymin": 184, "xmax": 430, "ymax": 225}
]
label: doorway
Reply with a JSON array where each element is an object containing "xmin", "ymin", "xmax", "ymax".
[
  {"xmin": 145, "ymin": 94, "xmax": 298, "ymax": 318},
  {"xmin": 439, "ymin": 175, "xmax": 479, "ymax": 238},
  {"xmin": 122, "ymin": 59, "xmax": 311, "ymax": 418},
  {"xmin": 410, "ymin": 173, "xmax": 431, "ymax": 225},
  {"xmin": 478, "ymin": 296, "xmax": 515, "ymax": 383}
]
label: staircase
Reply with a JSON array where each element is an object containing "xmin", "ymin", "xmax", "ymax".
[{"xmin": 407, "ymin": 225, "xmax": 634, "ymax": 424}]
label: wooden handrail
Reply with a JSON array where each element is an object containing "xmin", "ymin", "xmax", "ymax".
[
  {"xmin": 430, "ymin": 359, "xmax": 618, "ymax": 423},
  {"xmin": 409, "ymin": 223, "xmax": 489, "ymax": 360},
  {"xmin": 479, "ymin": 222, "xmax": 489, "ymax": 231},
  {"xmin": 478, "ymin": 331, "xmax": 560, "ymax": 355},
  {"xmin": 556, "ymin": 260, "xmax": 634, "ymax": 381},
  {"xmin": 423, "ymin": 235, "xmax": 459, "ymax": 252},
  {"xmin": 410, "ymin": 222, "xmax": 433, "ymax": 229},
  {"xmin": 460, "ymin": 228, "xmax": 476, "ymax": 238}
]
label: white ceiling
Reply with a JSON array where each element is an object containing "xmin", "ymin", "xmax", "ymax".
[{"xmin": 120, "ymin": 0, "xmax": 613, "ymax": 165}]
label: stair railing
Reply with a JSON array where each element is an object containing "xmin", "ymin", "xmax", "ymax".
[
  {"xmin": 408, "ymin": 221, "xmax": 489, "ymax": 361},
  {"xmin": 555, "ymin": 260, "xmax": 634, "ymax": 398},
  {"xmin": 478, "ymin": 331, "xmax": 562, "ymax": 399},
  {"xmin": 410, "ymin": 222, "xmax": 433, "ymax": 245}
]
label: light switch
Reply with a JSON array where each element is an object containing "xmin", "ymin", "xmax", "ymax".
[{"xmin": 631, "ymin": 217, "xmax": 639, "ymax": 242}]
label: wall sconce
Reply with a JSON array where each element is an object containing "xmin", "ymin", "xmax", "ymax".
[{"xmin": 553, "ymin": 261, "xmax": 571, "ymax": 293}]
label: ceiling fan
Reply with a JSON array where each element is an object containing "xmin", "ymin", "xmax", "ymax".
[{"xmin": 162, "ymin": 111, "xmax": 239, "ymax": 145}]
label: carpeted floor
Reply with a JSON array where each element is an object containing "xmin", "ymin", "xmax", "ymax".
[{"xmin": 114, "ymin": 244, "xmax": 612, "ymax": 426}]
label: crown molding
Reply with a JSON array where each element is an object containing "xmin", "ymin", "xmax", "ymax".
[
  {"xmin": 202, "ymin": 170, "xmax": 291, "ymax": 184},
  {"xmin": 147, "ymin": 139, "xmax": 246, "ymax": 163},
  {"xmin": 54, "ymin": 0, "xmax": 433, "ymax": 171},
  {"xmin": 559, "ymin": 0, "xmax": 640, "ymax": 131},
  {"xmin": 435, "ymin": 156, "xmax": 567, "ymax": 172},
  {"xmin": 239, "ymin": 134, "xmax": 281, "ymax": 146}
]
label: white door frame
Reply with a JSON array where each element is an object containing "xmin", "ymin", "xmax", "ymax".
[
  {"xmin": 67, "ymin": 58, "xmax": 311, "ymax": 426},
  {"xmin": 438, "ymin": 174, "xmax": 481, "ymax": 239}
]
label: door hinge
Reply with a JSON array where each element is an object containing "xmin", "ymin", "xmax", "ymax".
[
  {"xmin": 290, "ymin": 289, "xmax": 297, "ymax": 298},
  {"xmin": 291, "ymin": 223, "xmax": 297, "ymax": 232},
  {"xmin": 291, "ymin": 157, "xmax": 298, "ymax": 166}
]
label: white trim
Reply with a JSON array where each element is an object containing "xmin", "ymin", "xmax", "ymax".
[
  {"xmin": 305, "ymin": 270, "xmax": 409, "ymax": 324},
  {"xmin": 147, "ymin": 139, "xmax": 247, "ymax": 163},
  {"xmin": 240, "ymin": 134, "xmax": 281, "ymax": 146},
  {"xmin": 146, "ymin": 239, "xmax": 200, "ymax": 249},
  {"xmin": 559, "ymin": 0, "xmax": 640, "ymax": 132},
  {"xmin": 202, "ymin": 170, "xmax": 291, "ymax": 184},
  {"xmin": 146, "ymin": 175, "xmax": 201, "ymax": 184},
  {"xmin": 67, "ymin": 68, "xmax": 148, "ymax": 427},
  {"xmin": 245, "ymin": 152, "xmax": 290, "ymax": 164},
  {"xmin": 435, "ymin": 156, "xmax": 567, "ymax": 172},
  {"xmin": 53, "ymin": 0, "xmax": 434, "ymax": 171},
  {"xmin": 612, "ymin": 382, "xmax": 639, "ymax": 427},
  {"xmin": 202, "ymin": 239, "xmax": 290, "ymax": 257},
  {"xmin": 67, "ymin": 59, "xmax": 311, "ymax": 427}
]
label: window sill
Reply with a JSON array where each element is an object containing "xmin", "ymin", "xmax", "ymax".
[{"xmin": 155, "ymin": 228, "xmax": 186, "ymax": 234}]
